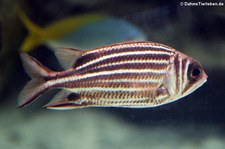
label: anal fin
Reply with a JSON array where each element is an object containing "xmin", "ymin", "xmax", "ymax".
[{"xmin": 43, "ymin": 90, "xmax": 90, "ymax": 110}]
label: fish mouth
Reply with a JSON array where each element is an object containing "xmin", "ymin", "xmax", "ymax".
[
  {"xmin": 198, "ymin": 70, "xmax": 208, "ymax": 88},
  {"xmin": 201, "ymin": 70, "xmax": 208, "ymax": 83},
  {"xmin": 204, "ymin": 72, "xmax": 208, "ymax": 80}
]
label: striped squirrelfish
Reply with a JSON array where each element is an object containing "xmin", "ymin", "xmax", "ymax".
[{"xmin": 18, "ymin": 41, "xmax": 207, "ymax": 109}]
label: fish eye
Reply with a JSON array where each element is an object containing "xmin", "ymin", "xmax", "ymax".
[
  {"xmin": 188, "ymin": 63, "xmax": 202, "ymax": 80},
  {"xmin": 191, "ymin": 67, "xmax": 201, "ymax": 77}
]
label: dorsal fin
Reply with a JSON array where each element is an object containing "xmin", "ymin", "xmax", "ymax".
[{"xmin": 54, "ymin": 48, "xmax": 84, "ymax": 69}]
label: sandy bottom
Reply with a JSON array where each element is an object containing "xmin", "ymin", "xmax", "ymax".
[{"xmin": 0, "ymin": 101, "xmax": 224, "ymax": 149}]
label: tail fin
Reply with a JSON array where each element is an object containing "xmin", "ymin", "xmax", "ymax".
[
  {"xmin": 18, "ymin": 54, "xmax": 53, "ymax": 107},
  {"xmin": 18, "ymin": 10, "xmax": 44, "ymax": 52}
]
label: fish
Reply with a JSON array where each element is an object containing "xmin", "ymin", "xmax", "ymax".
[
  {"xmin": 18, "ymin": 41, "xmax": 207, "ymax": 109},
  {"xmin": 18, "ymin": 11, "xmax": 146, "ymax": 52}
]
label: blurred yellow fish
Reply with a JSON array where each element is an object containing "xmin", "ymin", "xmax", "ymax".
[{"xmin": 18, "ymin": 11, "xmax": 146, "ymax": 52}]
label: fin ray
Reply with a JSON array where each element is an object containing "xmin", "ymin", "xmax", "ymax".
[
  {"xmin": 18, "ymin": 54, "xmax": 53, "ymax": 107},
  {"xmin": 54, "ymin": 48, "xmax": 84, "ymax": 69},
  {"xmin": 43, "ymin": 91, "xmax": 85, "ymax": 109},
  {"xmin": 18, "ymin": 79, "xmax": 47, "ymax": 107},
  {"xmin": 20, "ymin": 53, "xmax": 50, "ymax": 77}
]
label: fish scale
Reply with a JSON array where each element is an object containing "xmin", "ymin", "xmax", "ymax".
[
  {"xmin": 75, "ymin": 42, "xmax": 173, "ymax": 68},
  {"xmin": 60, "ymin": 72, "xmax": 162, "ymax": 91},
  {"xmin": 77, "ymin": 90, "xmax": 155, "ymax": 107},
  {"xmin": 53, "ymin": 47, "xmax": 171, "ymax": 89},
  {"xmin": 76, "ymin": 50, "xmax": 173, "ymax": 71},
  {"xmin": 85, "ymin": 62, "xmax": 168, "ymax": 73},
  {"xmin": 57, "ymin": 72, "xmax": 161, "ymax": 86},
  {"xmin": 80, "ymin": 91, "xmax": 153, "ymax": 100},
  {"xmin": 18, "ymin": 41, "xmax": 207, "ymax": 109}
]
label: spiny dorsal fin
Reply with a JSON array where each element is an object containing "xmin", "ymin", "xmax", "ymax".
[{"xmin": 54, "ymin": 48, "xmax": 84, "ymax": 69}]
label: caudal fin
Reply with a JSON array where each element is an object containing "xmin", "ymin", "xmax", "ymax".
[{"xmin": 18, "ymin": 54, "xmax": 53, "ymax": 107}]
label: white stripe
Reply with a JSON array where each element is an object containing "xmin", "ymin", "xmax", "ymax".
[
  {"xmin": 156, "ymin": 94, "xmax": 169, "ymax": 101},
  {"xmin": 182, "ymin": 59, "xmax": 190, "ymax": 91},
  {"xmin": 68, "ymin": 87, "xmax": 149, "ymax": 92},
  {"xmin": 92, "ymin": 98, "xmax": 149, "ymax": 103},
  {"xmin": 92, "ymin": 59, "xmax": 169, "ymax": 70},
  {"xmin": 178, "ymin": 56, "xmax": 182, "ymax": 94},
  {"xmin": 85, "ymin": 42, "xmax": 175, "ymax": 56},
  {"xmin": 90, "ymin": 79, "xmax": 159, "ymax": 83},
  {"xmin": 166, "ymin": 56, "xmax": 176, "ymax": 96},
  {"xmin": 47, "ymin": 69, "xmax": 165, "ymax": 87},
  {"xmin": 77, "ymin": 50, "xmax": 172, "ymax": 70}
]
